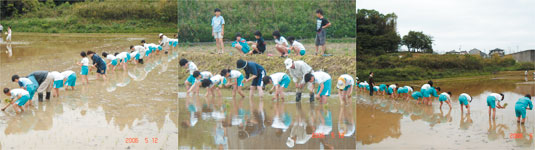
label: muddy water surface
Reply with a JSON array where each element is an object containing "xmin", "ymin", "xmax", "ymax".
[
  {"xmin": 0, "ymin": 33, "xmax": 178, "ymax": 149},
  {"xmin": 178, "ymin": 90, "xmax": 357, "ymax": 149},
  {"xmin": 357, "ymin": 71, "xmax": 535, "ymax": 149}
]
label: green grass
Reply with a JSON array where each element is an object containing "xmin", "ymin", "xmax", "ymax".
[
  {"xmin": 357, "ymin": 53, "xmax": 535, "ymax": 82},
  {"xmin": 0, "ymin": 1, "xmax": 177, "ymax": 33}
]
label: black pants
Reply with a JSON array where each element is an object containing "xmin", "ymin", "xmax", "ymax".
[{"xmin": 369, "ymin": 84, "xmax": 374, "ymax": 96}]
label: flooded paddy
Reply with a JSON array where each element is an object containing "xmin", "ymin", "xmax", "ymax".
[
  {"xmin": 178, "ymin": 90, "xmax": 357, "ymax": 149},
  {"xmin": 0, "ymin": 33, "xmax": 178, "ymax": 149},
  {"xmin": 356, "ymin": 71, "xmax": 535, "ymax": 149}
]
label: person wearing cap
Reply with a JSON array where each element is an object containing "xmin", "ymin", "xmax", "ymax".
[
  {"xmin": 514, "ymin": 94, "xmax": 532, "ymax": 124},
  {"xmin": 458, "ymin": 93, "xmax": 472, "ymax": 114},
  {"xmin": 336, "ymin": 74, "xmax": 354, "ymax": 104},
  {"xmin": 236, "ymin": 59, "xmax": 266, "ymax": 99},
  {"xmin": 212, "ymin": 8, "xmax": 225, "ymax": 54},
  {"xmin": 284, "ymin": 58, "xmax": 314, "ymax": 102},
  {"xmin": 158, "ymin": 33, "xmax": 170, "ymax": 54},
  {"xmin": 263, "ymin": 72, "xmax": 291, "ymax": 101},
  {"xmin": 304, "ymin": 71, "xmax": 332, "ymax": 104}
]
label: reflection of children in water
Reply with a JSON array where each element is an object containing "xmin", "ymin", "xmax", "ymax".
[
  {"xmin": 181, "ymin": 97, "xmax": 200, "ymax": 128},
  {"xmin": 286, "ymin": 103, "xmax": 313, "ymax": 148},
  {"xmin": 513, "ymin": 123, "xmax": 533, "ymax": 146},
  {"xmin": 487, "ymin": 119, "xmax": 508, "ymax": 141},
  {"xmin": 6, "ymin": 44, "xmax": 12, "ymax": 57},
  {"xmin": 459, "ymin": 113, "xmax": 473, "ymax": 130},
  {"xmin": 271, "ymin": 101, "xmax": 291, "ymax": 137},
  {"xmin": 338, "ymin": 104, "xmax": 355, "ymax": 137}
]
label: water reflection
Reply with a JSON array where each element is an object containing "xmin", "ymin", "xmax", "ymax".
[
  {"xmin": 0, "ymin": 33, "xmax": 178, "ymax": 149},
  {"xmin": 179, "ymin": 94, "xmax": 356, "ymax": 149},
  {"xmin": 356, "ymin": 71, "xmax": 534, "ymax": 149}
]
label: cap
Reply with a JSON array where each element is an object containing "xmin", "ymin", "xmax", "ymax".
[
  {"xmin": 159, "ymin": 33, "xmax": 163, "ymax": 37},
  {"xmin": 337, "ymin": 77, "xmax": 346, "ymax": 89},
  {"xmin": 286, "ymin": 137, "xmax": 295, "ymax": 148},
  {"xmin": 237, "ymin": 59, "xmax": 247, "ymax": 69},
  {"xmin": 284, "ymin": 58, "xmax": 293, "ymax": 69}
]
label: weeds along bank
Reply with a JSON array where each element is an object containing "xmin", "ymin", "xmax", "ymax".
[
  {"xmin": 0, "ymin": 1, "xmax": 177, "ymax": 33},
  {"xmin": 178, "ymin": 52, "xmax": 356, "ymax": 90},
  {"xmin": 178, "ymin": 0, "xmax": 356, "ymax": 42},
  {"xmin": 357, "ymin": 53, "xmax": 535, "ymax": 82}
]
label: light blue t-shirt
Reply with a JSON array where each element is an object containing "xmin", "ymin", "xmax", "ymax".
[{"xmin": 211, "ymin": 16, "xmax": 225, "ymax": 32}]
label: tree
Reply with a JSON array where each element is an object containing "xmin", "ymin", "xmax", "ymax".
[
  {"xmin": 357, "ymin": 9, "xmax": 401, "ymax": 57},
  {"xmin": 401, "ymin": 31, "xmax": 433, "ymax": 53}
]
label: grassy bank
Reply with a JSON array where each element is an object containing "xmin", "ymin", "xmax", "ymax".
[
  {"xmin": 0, "ymin": 1, "xmax": 177, "ymax": 33},
  {"xmin": 357, "ymin": 53, "xmax": 535, "ymax": 82},
  {"xmin": 178, "ymin": 0, "xmax": 355, "ymax": 42},
  {"xmin": 178, "ymin": 52, "xmax": 356, "ymax": 91}
]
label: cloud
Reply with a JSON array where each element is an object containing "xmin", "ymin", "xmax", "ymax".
[{"xmin": 358, "ymin": 0, "xmax": 535, "ymax": 54}]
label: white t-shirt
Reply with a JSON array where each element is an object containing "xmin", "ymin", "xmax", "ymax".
[
  {"xmin": 210, "ymin": 75, "xmax": 226, "ymax": 87},
  {"xmin": 50, "ymin": 71, "xmax": 64, "ymax": 81},
  {"xmin": 275, "ymin": 36, "xmax": 288, "ymax": 47},
  {"xmin": 489, "ymin": 93, "xmax": 503, "ymax": 101},
  {"xmin": 311, "ymin": 71, "xmax": 331, "ymax": 84},
  {"xmin": 460, "ymin": 93, "xmax": 471, "ymax": 101},
  {"xmin": 421, "ymin": 84, "xmax": 431, "ymax": 91},
  {"xmin": 270, "ymin": 72, "xmax": 286, "ymax": 86},
  {"xmin": 389, "ymin": 84, "xmax": 397, "ymax": 90},
  {"xmin": 161, "ymin": 35, "xmax": 169, "ymax": 46},
  {"xmin": 61, "ymin": 70, "xmax": 75, "ymax": 78},
  {"xmin": 81, "ymin": 57, "xmax": 89, "ymax": 66},
  {"xmin": 339, "ymin": 74, "xmax": 354, "ymax": 86},
  {"xmin": 404, "ymin": 86, "xmax": 413, "ymax": 92},
  {"xmin": 229, "ymin": 70, "xmax": 242, "ymax": 79},
  {"xmin": 10, "ymin": 89, "xmax": 29, "ymax": 99},
  {"xmin": 130, "ymin": 51, "xmax": 138, "ymax": 57},
  {"xmin": 200, "ymin": 71, "xmax": 212, "ymax": 79},
  {"xmin": 106, "ymin": 55, "xmax": 116, "ymax": 61},
  {"xmin": 292, "ymin": 41, "xmax": 306, "ymax": 50},
  {"xmin": 116, "ymin": 52, "xmax": 128, "ymax": 60},
  {"xmin": 19, "ymin": 78, "xmax": 33, "ymax": 87},
  {"xmin": 187, "ymin": 62, "xmax": 198, "ymax": 75},
  {"xmin": 170, "ymin": 39, "xmax": 178, "ymax": 42},
  {"xmin": 440, "ymin": 92, "xmax": 451, "ymax": 100}
]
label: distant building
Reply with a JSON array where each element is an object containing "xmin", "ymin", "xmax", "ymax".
[
  {"xmin": 446, "ymin": 50, "xmax": 460, "ymax": 54},
  {"xmin": 489, "ymin": 48, "xmax": 505, "ymax": 57},
  {"xmin": 510, "ymin": 49, "xmax": 535, "ymax": 63},
  {"xmin": 469, "ymin": 48, "xmax": 488, "ymax": 58},
  {"xmin": 459, "ymin": 51, "xmax": 468, "ymax": 55}
]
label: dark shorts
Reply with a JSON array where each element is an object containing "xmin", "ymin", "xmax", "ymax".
[
  {"xmin": 315, "ymin": 29, "xmax": 326, "ymax": 46},
  {"xmin": 96, "ymin": 65, "xmax": 106, "ymax": 74},
  {"xmin": 251, "ymin": 69, "xmax": 266, "ymax": 87}
]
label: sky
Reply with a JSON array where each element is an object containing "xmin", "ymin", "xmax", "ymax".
[{"xmin": 357, "ymin": 0, "xmax": 535, "ymax": 54}]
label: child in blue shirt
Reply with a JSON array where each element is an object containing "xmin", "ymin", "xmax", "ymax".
[
  {"xmin": 231, "ymin": 33, "xmax": 250, "ymax": 55},
  {"xmin": 212, "ymin": 8, "xmax": 225, "ymax": 54}
]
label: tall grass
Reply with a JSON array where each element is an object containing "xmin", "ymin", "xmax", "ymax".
[
  {"xmin": 178, "ymin": 0, "xmax": 356, "ymax": 42},
  {"xmin": 357, "ymin": 53, "xmax": 535, "ymax": 82},
  {"xmin": 0, "ymin": 1, "xmax": 177, "ymax": 33}
]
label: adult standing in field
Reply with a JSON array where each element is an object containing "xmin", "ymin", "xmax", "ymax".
[
  {"xmin": 212, "ymin": 8, "xmax": 225, "ymax": 54},
  {"xmin": 315, "ymin": 9, "xmax": 331, "ymax": 56},
  {"xmin": 5, "ymin": 26, "xmax": 12, "ymax": 42},
  {"xmin": 27, "ymin": 71, "xmax": 53, "ymax": 102},
  {"xmin": 368, "ymin": 72, "xmax": 374, "ymax": 96},
  {"xmin": 284, "ymin": 58, "xmax": 314, "ymax": 102},
  {"xmin": 159, "ymin": 33, "xmax": 170, "ymax": 54}
]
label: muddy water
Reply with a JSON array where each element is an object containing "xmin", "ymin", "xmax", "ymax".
[
  {"xmin": 178, "ymin": 90, "xmax": 356, "ymax": 149},
  {"xmin": 0, "ymin": 33, "xmax": 178, "ymax": 149},
  {"xmin": 357, "ymin": 71, "xmax": 535, "ymax": 149}
]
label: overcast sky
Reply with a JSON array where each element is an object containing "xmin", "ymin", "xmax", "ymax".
[{"xmin": 357, "ymin": 0, "xmax": 535, "ymax": 54}]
